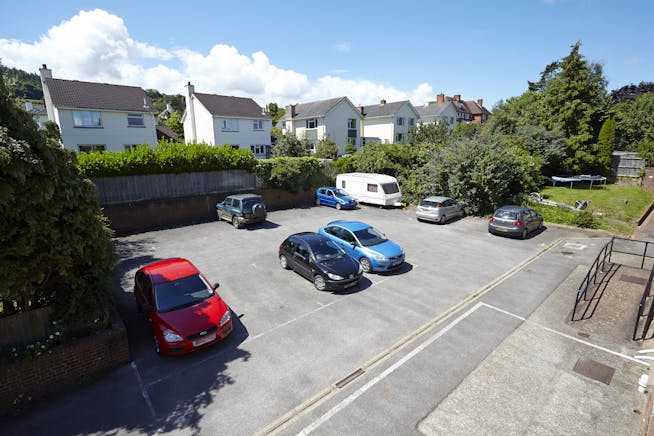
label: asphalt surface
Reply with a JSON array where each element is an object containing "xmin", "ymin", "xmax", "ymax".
[{"xmin": 3, "ymin": 204, "xmax": 616, "ymax": 435}]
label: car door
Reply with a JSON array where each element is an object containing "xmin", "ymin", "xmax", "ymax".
[
  {"xmin": 231, "ymin": 198, "xmax": 241, "ymax": 217},
  {"xmin": 219, "ymin": 198, "xmax": 231, "ymax": 220},
  {"xmin": 337, "ymin": 227, "xmax": 359, "ymax": 258},
  {"xmin": 442, "ymin": 199, "xmax": 453, "ymax": 220},
  {"xmin": 317, "ymin": 188, "xmax": 327, "ymax": 205},
  {"xmin": 292, "ymin": 240, "xmax": 313, "ymax": 279},
  {"xmin": 326, "ymin": 189, "xmax": 337, "ymax": 207}
]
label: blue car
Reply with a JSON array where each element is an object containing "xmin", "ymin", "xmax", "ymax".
[
  {"xmin": 318, "ymin": 220, "xmax": 405, "ymax": 273},
  {"xmin": 315, "ymin": 187, "xmax": 357, "ymax": 210}
]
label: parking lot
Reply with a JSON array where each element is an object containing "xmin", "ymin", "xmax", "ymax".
[{"xmin": 7, "ymin": 204, "xmax": 618, "ymax": 435}]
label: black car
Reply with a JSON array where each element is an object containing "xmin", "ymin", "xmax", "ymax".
[{"xmin": 279, "ymin": 232, "xmax": 363, "ymax": 291}]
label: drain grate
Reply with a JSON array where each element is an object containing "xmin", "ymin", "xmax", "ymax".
[
  {"xmin": 573, "ymin": 358, "xmax": 615, "ymax": 385},
  {"xmin": 621, "ymin": 275, "xmax": 648, "ymax": 286}
]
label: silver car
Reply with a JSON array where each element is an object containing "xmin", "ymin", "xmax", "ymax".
[
  {"xmin": 416, "ymin": 196, "xmax": 465, "ymax": 224},
  {"xmin": 488, "ymin": 205, "xmax": 543, "ymax": 239}
]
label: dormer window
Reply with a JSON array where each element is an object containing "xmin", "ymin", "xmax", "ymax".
[
  {"xmin": 127, "ymin": 113, "xmax": 145, "ymax": 127},
  {"xmin": 73, "ymin": 111, "xmax": 102, "ymax": 128},
  {"xmin": 306, "ymin": 119, "xmax": 318, "ymax": 129}
]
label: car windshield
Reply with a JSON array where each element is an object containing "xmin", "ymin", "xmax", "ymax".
[
  {"xmin": 242, "ymin": 198, "xmax": 262, "ymax": 210},
  {"xmin": 334, "ymin": 189, "xmax": 349, "ymax": 197},
  {"xmin": 354, "ymin": 227, "xmax": 387, "ymax": 247},
  {"xmin": 421, "ymin": 200, "xmax": 442, "ymax": 208},
  {"xmin": 494, "ymin": 210, "xmax": 519, "ymax": 220},
  {"xmin": 381, "ymin": 182, "xmax": 399, "ymax": 194},
  {"xmin": 310, "ymin": 239, "xmax": 346, "ymax": 262},
  {"xmin": 154, "ymin": 274, "xmax": 214, "ymax": 313}
]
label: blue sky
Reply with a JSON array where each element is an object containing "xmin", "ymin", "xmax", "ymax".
[{"xmin": 0, "ymin": 1, "xmax": 651, "ymax": 108}]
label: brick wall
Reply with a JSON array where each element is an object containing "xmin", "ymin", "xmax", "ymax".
[{"xmin": 0, "ymin": 313, "xmax": 130, "ymax": 417}]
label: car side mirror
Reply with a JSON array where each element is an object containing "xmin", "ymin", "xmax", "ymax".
[{"xmin": 213, "ymin": 282, "xmax": 220, "ymax": 289}]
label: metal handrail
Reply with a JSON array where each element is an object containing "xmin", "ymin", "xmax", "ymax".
[
  {"xmin": 572, "ymin": 238, "xmax": 613, "ymax": 321},
  {"xmin": 633, "ymin": 266, "xmax": 654, "ymax": 340}
]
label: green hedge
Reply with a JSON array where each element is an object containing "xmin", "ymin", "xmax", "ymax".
[
  {"xmin": 77, "ymin": 141, "xmax": 257, "ymax": 178},
  {"xmin": 253, "ymin": 156, "xmax": 322, "ymax": 191}
]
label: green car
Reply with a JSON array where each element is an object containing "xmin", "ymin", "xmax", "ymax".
[{"xmin": 216, "ymin": 194, "xmax": 267, "ymax": 229}]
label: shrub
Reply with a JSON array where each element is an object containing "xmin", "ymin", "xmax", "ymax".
[
  {"xmin": 253, "ymin": 156, "xmax": 322, "ymax": 191},
  {"xmin": 573, "ymin": 210, "xmax": 599, "ymax": 229}
]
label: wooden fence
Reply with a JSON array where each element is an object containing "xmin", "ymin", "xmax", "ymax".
[{"xmin": 0, "ymin": 306, "xmax": 54, "ymax": 346}]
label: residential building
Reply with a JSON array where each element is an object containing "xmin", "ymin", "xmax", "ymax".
[
  {"xmin": 38, "ymin": 64, "xmax": 158, "ymax": 153},
  {"xmin": 182, "ymin": 83, "xmax": 272, "ymax": 158},
  {"xmin": 359, "ymin": 99, "xmax": 420, "ymax": 144},
  {"xmin": 416, "ymin": 101, "xmax": 459, "ymax": 130},
  {"xmin": 432, "ymin": 93, "xmax": 491, "ymax": 124},
  {"xmin": 24, "ymin": 101, "xmax": 48, "ymax": 130},
  {"xmin": 281, "ymin": 96, "xmax": 363, "ymax": 154}
]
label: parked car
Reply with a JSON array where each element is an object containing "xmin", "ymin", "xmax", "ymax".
[
  {"xmin": 134, "ymin": 258, "xmax": 233, "ymax": 355},
  {"xmin": 279, "ymin": 232, "xmax": 363, "ymax": 291},
  {"xmin": 335, "ymin": 173, "xmax": 403, "ymax": 207},
  {"xmin": 318, "ymin": 220, "xmax": 405, "ymax": 273},
  {"xmin": 315, "ymin": 187, "xmax": 358, "ymax": 210},
  {"xmin": 488, "ymin": 205, "xmax": 543, "ymax": 239},
  {"xmin": 216, "ymin": 193, "xmax": 267, "ymax": 229},
  {"xmin": 416, "ymin": 196, "xmax": 465, "ymax": 224}
]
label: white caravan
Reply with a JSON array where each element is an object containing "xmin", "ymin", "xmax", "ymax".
[{"xmin": 336, "ymin": 173, "xmax": 403, "ymax": 206}]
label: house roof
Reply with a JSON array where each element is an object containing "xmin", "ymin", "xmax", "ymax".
[
  {"xmin": 416, "ymin": 102, "xmax": 453, "ymax": 117},
  {"xmin": 45, "ymin": 78, "xmax": 155, "ymax": 112},
  {"xmin": 361, "ymin": 100, "xmax": 410, "ymax": 118},
  {"xmin": 194, "ymin": 93, "xmax": 270, "ymax": 119},
  {"xmin": 156, "ymin": 124, "xmax": 180, "ymax": 142},
  {"xmin": 282, "ymin": 97, "xmax": 346, "ymax": 120}
]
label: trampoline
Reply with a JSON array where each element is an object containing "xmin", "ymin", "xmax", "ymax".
[{"xmin": 551, "ymin": 175, "xmax": 607, "ymax": 189}]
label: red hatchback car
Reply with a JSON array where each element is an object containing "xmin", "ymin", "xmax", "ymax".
[{"xmin": 134, "ymin": 258, "xmax": 233, "ymax": 355}]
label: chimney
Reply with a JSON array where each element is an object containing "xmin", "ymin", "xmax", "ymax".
[
  {"xmin": 454, "ymin": 94, "xmax": 461, "ymax": 101},
  {"xmin": 436, "ymin": 93, "xmax": 445, "ymax": 104},
  {"xmin": 184, "ymin": 81, "xmax": 197, "ymax": 143},
  {"xmin": 358, "ymin": 106, "xmax": 365, "ymax": 115},
  {"xmin": 380, "ymin": 99, "xmax": 386, "ymax": 105},
  {"xmin": 285, "ymin": 104, "xmax": 296, "ymax": 118},
  {"xmin": 39, "ymin": 64, "xmax": 55, "ymax": 121},
  {"xmin": 477, "ymin": 98, "xmax": 484, "ymax": 107}
]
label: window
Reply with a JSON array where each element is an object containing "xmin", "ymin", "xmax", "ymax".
[
  {"xmin": 230, "ymin": 144, "xmax": 240, "ymax": 150},
  {"xmin": 222, "ymin": 119, "xmax": 238, "ymax": 131},
  {"xmin": 253, "ymin": 119, "xmax": 264, "ymax": 130},
  {"xmin": 127, "ymin": 113, "xmax": 145, "ymax": 127},
  {"xmin": 347, "ymin": 137, "xmax": 356, "ymax": 145},
  {"xmin": 78, "ymin": 144, "xmax": 106, "ymax": 153},
  {"xmin": 250, "ymin": 145, "xmax": 266, "ymax": 155},
  {"xmin": 341, "ymin": 180, "xmax": 346, "ymax": 189},
  {"xmin": 396, "ymin": 133, "xmax": 404, "ymax": 142},
  {"xmin": 367, "ymin": 183, "xmax": 378, "ymax": 193},
  {"xmin": 409, "ymin": 118, "xmax": 415, "ymax": 126},
  {"xmin": 381, "ymin": 182, "xmax": 400, "ymax": 194},
  {"xmin": 347, "ymin": 118, "xmax": 356, "ymax": 129},
  {"xmin": 124, "ymin": 144, "xmax": 140, "ymax": 152},
  {"xmin": 306, "ymin": 119, "xmax": 318, "ymax": 129},
  {"xmin": 73, "ymin": 111, "xmax": 102, "ymax": 128},
  {"xmin": 396, "ymin": 117, "xmax": 404, "ymax": 126}
]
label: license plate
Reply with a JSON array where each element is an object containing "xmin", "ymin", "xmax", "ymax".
[
  {"xmin": 344, "ymin": 281, "xmax": 357, "ymax": 288},
  {"xmin": 496, "ymin": 227, "xmax": 508, "ymax": 232},
  {"xmin": 391, "ymin": 261, "xmax": 403, "ymax": 267},
  {"xmin": 193, "ymin": 333, "xmax": 216, "ymax": 347}
]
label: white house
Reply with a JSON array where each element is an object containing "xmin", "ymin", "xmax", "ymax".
[
  {"xmin": 360, "ymin": 100, "xmax": 421, "ymax": 144},
  {"xmin": 39, "ymin": 64, "xmax": 158, "ymax": 153},
  {"xmin": 182, "ymin": 83, "xmax": 272, "ymax": 158},
  {"xmin": 416, "ymin": 101, "xmax": 459, "ymax": 130},
  {"xmin": 281, "ymin": 96, "xmax": 364, "ymax": 154}
]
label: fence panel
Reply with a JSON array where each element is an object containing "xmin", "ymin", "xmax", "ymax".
[{"xmin": 0, "ymin": 306, "xmax": 54, "ymax": 346}]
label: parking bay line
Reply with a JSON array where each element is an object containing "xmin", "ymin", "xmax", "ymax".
[{"xmin": 255, "ymin": 238, "xmax": 564, "ymax": 435}]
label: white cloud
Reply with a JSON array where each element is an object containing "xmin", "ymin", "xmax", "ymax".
[
  {"xmin": 0, "ymin": 9, "xmax": 435, "ymax": 107},
  {"xmin": 625, "ymin": 57, "xmax": 642, "ymax": 65}
]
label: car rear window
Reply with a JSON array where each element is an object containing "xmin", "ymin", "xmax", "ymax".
[
  {"xmin": 420, "ymin": 200, "xmax": 441, "ymax": 208},
  {"xmin": 381, "ymin": 182, "xmax": 399, "ymax": 194},
  {"xmin": 494, "ymin": 210, "xmax": 519, "ymax": 220},
  {"xmin": 243, "ymin": 198, "xmax": 263, "ymax": 210}
]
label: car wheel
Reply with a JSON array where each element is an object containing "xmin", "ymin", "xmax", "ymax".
[
  {"xmin": 232, "ymin": 216, "xmax": 241, "ymax": 229},
  {"xmin": 439, "ymin": 215, "xmax": 446, "ymax": 225},
  {"xmin": 359, "ymin": 257, "xmax": 372, "ymax": 273},
  {"xmin": 153, "ymin": 336, "xmax": 161, "ymax": 355},
  {"xmin": 279, "ymin": 254, "xmax": 290, "ymax": 270},
  {"xmin": 314, "ymin": 275, "xmax": 327, "ymax": 291},
  {"xmin": 315, "ymin": 198, "xmax": 321, "ymax": 206},
  {"xmin": 521, "ymin": 228, "xmax": 528, "ymax": 239},
  {"xmin": 336, "ymin": 203, "xmax": 342, "ymax": 210}
]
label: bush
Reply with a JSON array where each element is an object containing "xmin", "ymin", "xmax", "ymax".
[
  {"xmin": 253, "ymin": 156, "xmax": 322, "ymax": 191},
  {"xmin": 78, "ymin": 141, "xmax": 256, "ymax": 178},
  {"xmin": 573, "ymin": 210, "xmax": 599, "ymax": 229},
  {"xmin": 314, "ymin": 139, "xmax": 338, "ymax": 159}
]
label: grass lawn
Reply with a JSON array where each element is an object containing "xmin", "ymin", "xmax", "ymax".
[{"xmin": 529, "ymin": 184, "xmax": 653, "ymax": 236}]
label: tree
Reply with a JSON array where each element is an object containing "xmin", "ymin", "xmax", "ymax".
[
  {"xmin": 595, "ymin": 118, "xmax": 615, "ymax": 176},
  {"xmin": 451, "ymin": 122, "xmax": 480, "ymax": 140},
  {"xmin": 343, "ymin": 142, "xmax": 357, "ymax": 155},
  {"xmin": 273, "ymin": 133, "xmax": 308, "ymax": 157},
  {"xmin": 409, "ymin": 121, "xmax": 449, "ymax": 147},
  {"xmin": 314, "ymin": 139, "xmax": 338, "ymax": 159},
  {"xmin": 612, "ymin": 93, "xmax": 654, "ymax": 150},
  {"xmin": 0, "ymin": 68, "xmax": 116, "ymax": 329},
  {"xmin": 164, "ymin": 111, "xmax": 185, "ymax": 140},
  {"xmin": 265, "ymin": 102, "xmax": 285, "ymax": 126}
]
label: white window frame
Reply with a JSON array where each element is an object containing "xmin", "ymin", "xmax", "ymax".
[
  {"xmin": 222, "ymin": 119, "xmax": 239, "ymax": 131},
  {"xmin": 396, "ymin": 117, "xmax": 404, "ymax": 126},
  {"xmin": 127, "ymin": 113, "xmax": 145, "ymax": 127},
  {"xmin": 253, "ymin": 119, "xmax": 264, "ymax": 130},
  {"xmin": 409, "ymin": 118, "xmax": 415, "ymax": 126},
  {"xmin": 347, "ymin": 118, "xmax": 356, "ymax": 129},
  {"xmin": 306, "ymin": 119, "xmax": 318, "ymax": 129},
  {"xmin": 73, "ymin": 111, "xmax": 102, "ymax": 128}
]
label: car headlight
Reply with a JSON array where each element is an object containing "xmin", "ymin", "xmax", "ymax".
[
  {"xmin": 220, "ymin": 310, "xmax": 231, "ymax": 327},
  {"xmin": 327, "ymin": 272, "xmax": 343, "ymax": 280},
  {"xmin": 371, "ymin": 252, "xmax": 387, "ymax": 261},
  {"xmin": 162, "ymin": 329, "xmax": 183, "ymax": 343}
]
